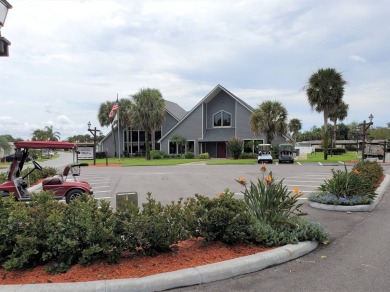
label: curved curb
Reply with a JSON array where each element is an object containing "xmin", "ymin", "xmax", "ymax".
[
  {"xmin": 309, "ymin": 174, "xmax": 390, "ymax": 212},
  {"xmin": 1, "ymin": 241, "xmax": 318, "ymax": 292}
]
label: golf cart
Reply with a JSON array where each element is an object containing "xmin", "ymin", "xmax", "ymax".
[
  {"xmin": 257, "ymin": 144, "xmax": 273, "ymax": 164},
  {"xmin": 278, "ymin": 143, "xmax": 295, "ymax": 163},
  {"xmin": 0, "ymin": 141, "xmax": 93, "ymax": 204}
]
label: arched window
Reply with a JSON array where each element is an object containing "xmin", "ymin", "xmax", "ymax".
[{"xmin": 213, "ymin": 110, "xmax": 231, "ymax": 127}]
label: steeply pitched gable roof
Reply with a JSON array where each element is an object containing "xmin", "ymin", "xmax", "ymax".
[
  {"xmin": 164, "ymin": 100, "xmax": 187, "ymax": 121},
  {"xmin": 159, "ymin": 84, "xmax": 254, "ymax": 142}
]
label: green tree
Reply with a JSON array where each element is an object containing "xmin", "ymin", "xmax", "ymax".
[
  {"xmin": 227, "ymin": 137, "xmax": 243, "ymax": 159},
  {"xmin": 130, "ymin": 88, "xmax": 166, "ymax": 160},
  {"xmin": 67, "ymin": 134, "xmax": 92, "ymax": 143},
  {"xmin": 31, "ymin": 126, "xmax": 60, "ymax": 141},
  {"xmin": 0, "ymin": 136, "xmax": 11, "ymax": 154},
  {"xmin": 171, "ymin": 134, "xmax": 187, "ymax": 154},
  {"xmin": 44, "ymin": 126, "xmax": 60, "ymax": 141},
  {"xmin": 288, "ymin": 118, "xmax": 302, "ymax": 143},
  {"xmin": 249, "ymin": 100, "xmax": 287, "ymax": 144},
  {"xmin": 306, "ymin": 68, "xmax": 346, "ymax": 160}
]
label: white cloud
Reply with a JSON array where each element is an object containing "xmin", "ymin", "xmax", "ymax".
[
  {"xmin": 1, "ymin": 0, "xmax": 389, "ymax": 139},
  {"xmin": 349, "ymin": 55, "xmax": 366, "ymax": 62}
]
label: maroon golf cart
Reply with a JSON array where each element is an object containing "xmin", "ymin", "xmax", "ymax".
[{"xmin": 0, "ymin": 141, "xmax": 93, "ymax": 204}]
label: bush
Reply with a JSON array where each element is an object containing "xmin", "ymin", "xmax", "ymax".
[
  {"xmin": 198, "ymin": 152, "xmax": 209, "ymax": 159},
  {"xmin": 353, "ymin": 161, "xmax": 383, "ymax": 190},
  {"xmin": 227, "ymin": 137, "xmax": 243, "ymax": 159},
  {"xmin": 184, "ymin": 152, "xmax": 195, "ymax": 159},
  {"xmin": 119, "ymin": 193, "xmax": 189, "ymax": 256},
  {"xmin": 318, "ymin": 165, "xmax": 374, "ymax": 198},
  {"xmin": 240, "ymin": 152, "xmax": 257, "ymax": 159},
  {"xmin": 309, "ymin": 192, "xmax": 373, "ymax": 205},
  {"xmin": 183, "ymin": 191, "xmax": 256, "ymax": 244},
  {"xmin": 150, "ymin": 150, "xmax": 165, "ymax": 160},
  {"xmin": 96, "ymin": 152, "xmax": 106, "ymax": 159}
]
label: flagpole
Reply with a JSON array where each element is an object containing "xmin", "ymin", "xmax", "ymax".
[{"xmin": 117, "ymin": 93, "xmax": 121, "ymax": 159}]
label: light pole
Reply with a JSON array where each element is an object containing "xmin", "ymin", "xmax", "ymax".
[
  {"xmin": 358, "ymin": 114, "xmax": 374, "ymax": 162},
  {"xmin": 88, "ymin": 121, "xmax": 101, "ymax": 166},
  {"xmin": 0, "ymin": 0, "xmax": 12, "ymax": 57}
]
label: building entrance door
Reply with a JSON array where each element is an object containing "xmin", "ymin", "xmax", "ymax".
[{"xmin": 216, "ymin": 142, "xmax": 226, "ymax": 158}]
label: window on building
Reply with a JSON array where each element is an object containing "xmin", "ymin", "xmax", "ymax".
[
  {"xmin": 213, "ymin": 111, "xmax": 231, "ymax": 127},
  {"xmin": 169, "ymin": 141, "xmax": 176, "ymax": 155},
  {"xmin": 187, "ymin": 141, "xmax": 195, "ymax": 153}
]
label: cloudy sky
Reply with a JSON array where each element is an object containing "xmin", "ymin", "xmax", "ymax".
[{"xmin": 1, "ymin": 0, "xmax": 389, "ymax": 140}]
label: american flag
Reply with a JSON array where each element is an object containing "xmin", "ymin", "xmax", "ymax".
[{"xmin": 109, "ymin": 97, "xmax": 119, "ymax": 118}]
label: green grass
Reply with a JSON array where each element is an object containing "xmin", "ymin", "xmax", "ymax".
[
  {"xmin": 205, "ymin": 159, "xmax": 257, "ymax": 165},
  {"xmin": 79, "ymin": 157, "xmax": 208, "ymax": 166},
  {"xmin": 296, "ymin": 151, "xmax": 361, "ymax": 163}
]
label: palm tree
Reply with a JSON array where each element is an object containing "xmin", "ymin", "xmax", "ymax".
[
  {"xmin": 249, "ymin": 100, "xmax": 288, "ymax": 144},
  {"xmin": 306, "ymin": 68, "xmax": 346, "ymax": 160},
  {"xmin": 288, "ymin": 118, "xmax": 302, "ymax": 144},
  {"xmin": 44, "ymin": 125, "xmax": 60, "ymax": 141},
  {"xmin": 130, "ymin": 88, "xmax": 166, "ymax": 160}
]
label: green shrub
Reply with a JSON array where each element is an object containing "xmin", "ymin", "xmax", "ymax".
[
  {"xmin": 353, "ymin": 161, "xmax": 384, "ymax": 190},
  {"xmin": 240, "ymin": 152, "xmax": 257, "ymax": 159},
  {"xmin": 227, "ymin": 137, "xmax": 243, "ymax": 159},
  {"xmin": 309, "ymin": 192, "xmax": 373, "ymax": 205},
  {"xmin": 241, "ymin": 173, "xmax": 306, "ymax": 226},
  {"xmin": 150, "ymin": 150, "xmax": 165, "ymax": 160},
  {"xmin": 184, "ymin": 152, "xmax": 195, "ymax": 159},
  {"xmin": 0, "ymin": 172, "xmax": 7, "ymax": 184},
  {"xmin": 318, "ymin": 165, "xmax": 374, "ymax": 198},
  {"xmin": 183, "ymin": 191, "xmax": 256, "ymax": 244},
  {"xmin": 198, "ymin": 152, "xmax": 209, "ymax": 159},
  {"xmin": 120, "ymin": 193, "xmax": 189, "ymax": 256}
]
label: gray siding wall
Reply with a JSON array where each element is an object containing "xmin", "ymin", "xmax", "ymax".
[
  {"xmin": 206, "ymin": 92, "xmax": 236, "ymax": 129},
  {"xmin": 235, "ymin": 103, "xmax": 266, "ymax": 141},
  {"xmin": 160, "ymin": 106, "xmax": 203, "ymax": 154},
  {"xmin": 102, "ymin": 126, "xmax": 124, "ymax": 157},
  {"xmin": 162, "ymin": 113, "xmax": 178, "ymax": 136}
]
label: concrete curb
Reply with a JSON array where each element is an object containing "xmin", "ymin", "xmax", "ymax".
[
  {"xmin": 309, "ymin": 174, "xmax": 390, "ymax": 212},
  {"xmin": 0, "ymin": 241, "xmax": 318, "ymax": 292}
]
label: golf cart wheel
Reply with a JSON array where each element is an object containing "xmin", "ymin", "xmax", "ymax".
[{"xmin": 65, "ymin": 189, "xmax": 83, "ymax": 204}]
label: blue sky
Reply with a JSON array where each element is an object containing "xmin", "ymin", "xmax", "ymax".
[{"xmin": 1, "ymin": 0, "xmax": 389, "ymax": 140}]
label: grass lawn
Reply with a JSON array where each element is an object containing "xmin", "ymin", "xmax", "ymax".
[
  {"xmin": 79, "ymin": 157, "xmax": 208, "ymax": 166},
  {"xmin": 78, "ymin": 152, "xmax": 362, "ymax": 166},
  {"xmin": 296, "ymin": 151, "xmax": 361, "ymax": 163}
]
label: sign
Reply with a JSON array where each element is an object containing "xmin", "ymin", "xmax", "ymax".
[{"xmin": 78, "ymin": 146, "xmax": 93, "ymax": 160}]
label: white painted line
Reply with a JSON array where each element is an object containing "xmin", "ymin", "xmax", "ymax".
[
  {"xmin": 93, "ymin": 191, "xmax": 110, "ymax": 194},
  {"xmin": 95, "ymin": 197, "xmax": 112, "ymax": 200},
  {"xmin": 318, "ymin": 162, "xmax": 323, "ymax": 166},
  {"xmin": 297, "ymin": 197, "xmax": 308, "ymax": 200},
  {"xmin": 91, "ymin": 186, "xmax": 110, "ymax": 189},
  {"xmin": 297, "ymin": 162, "xmax": 302, "ymax": 165}
]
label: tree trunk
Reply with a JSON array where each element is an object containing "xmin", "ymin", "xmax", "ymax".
[
  {"xmin": 145, "ymin": 129, "xmax": 150, "ymax": 160},
  {"xmin": 323, "ymin": 113, "xmax": 328, "ymax": 160}
]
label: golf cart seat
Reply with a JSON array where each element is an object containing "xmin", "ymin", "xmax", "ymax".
[{"xmin": 42, "ymin": 165, "xmax": 71, "ymax": 186}]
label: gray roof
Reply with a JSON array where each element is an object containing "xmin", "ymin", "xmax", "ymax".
[
  {"xmin": 199, "ymin": 128, "xmax": 236, "ymax": 142},
  {"xmin": 164, "ymin": 100, "xmax": 187, "ymax": 121}
]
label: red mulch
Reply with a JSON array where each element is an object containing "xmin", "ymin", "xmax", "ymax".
[{"xmin": 0, "ymin": 238, "xmax": 274, "ymax": 285}]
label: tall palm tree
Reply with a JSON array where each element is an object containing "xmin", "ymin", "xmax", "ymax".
[
  {"xmin": 288, "ymin": 118, "xmax": 302, "ymax": 144},
  {"xmin": 249, "ymin": 100, "xmax": 288, "ymax": 144},
  {"xmin": 306, "ymin": 68, "xmax": 346, "ymax": 160},
  {"xmin": 130, "ymin": 88, "xmax": 166, "ymax": 160}
]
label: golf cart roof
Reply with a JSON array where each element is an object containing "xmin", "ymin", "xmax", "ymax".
[{"xmin": 14, "ymin": 141, "xmax": 77, "ymax": 150}]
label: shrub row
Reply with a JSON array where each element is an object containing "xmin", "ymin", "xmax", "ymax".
[{"xmin": 0, "ymin": 185, "xmax": 328, "ymax": 273}]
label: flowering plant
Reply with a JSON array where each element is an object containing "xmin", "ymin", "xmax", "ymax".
[{"xmin": 236, "ymin": 171, "xmax": 306, "ymax": 226}]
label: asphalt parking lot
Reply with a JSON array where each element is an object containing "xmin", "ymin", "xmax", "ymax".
[{"xmin": 79, "ymin": 162, "xmax": 355, "ymax": 209}]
